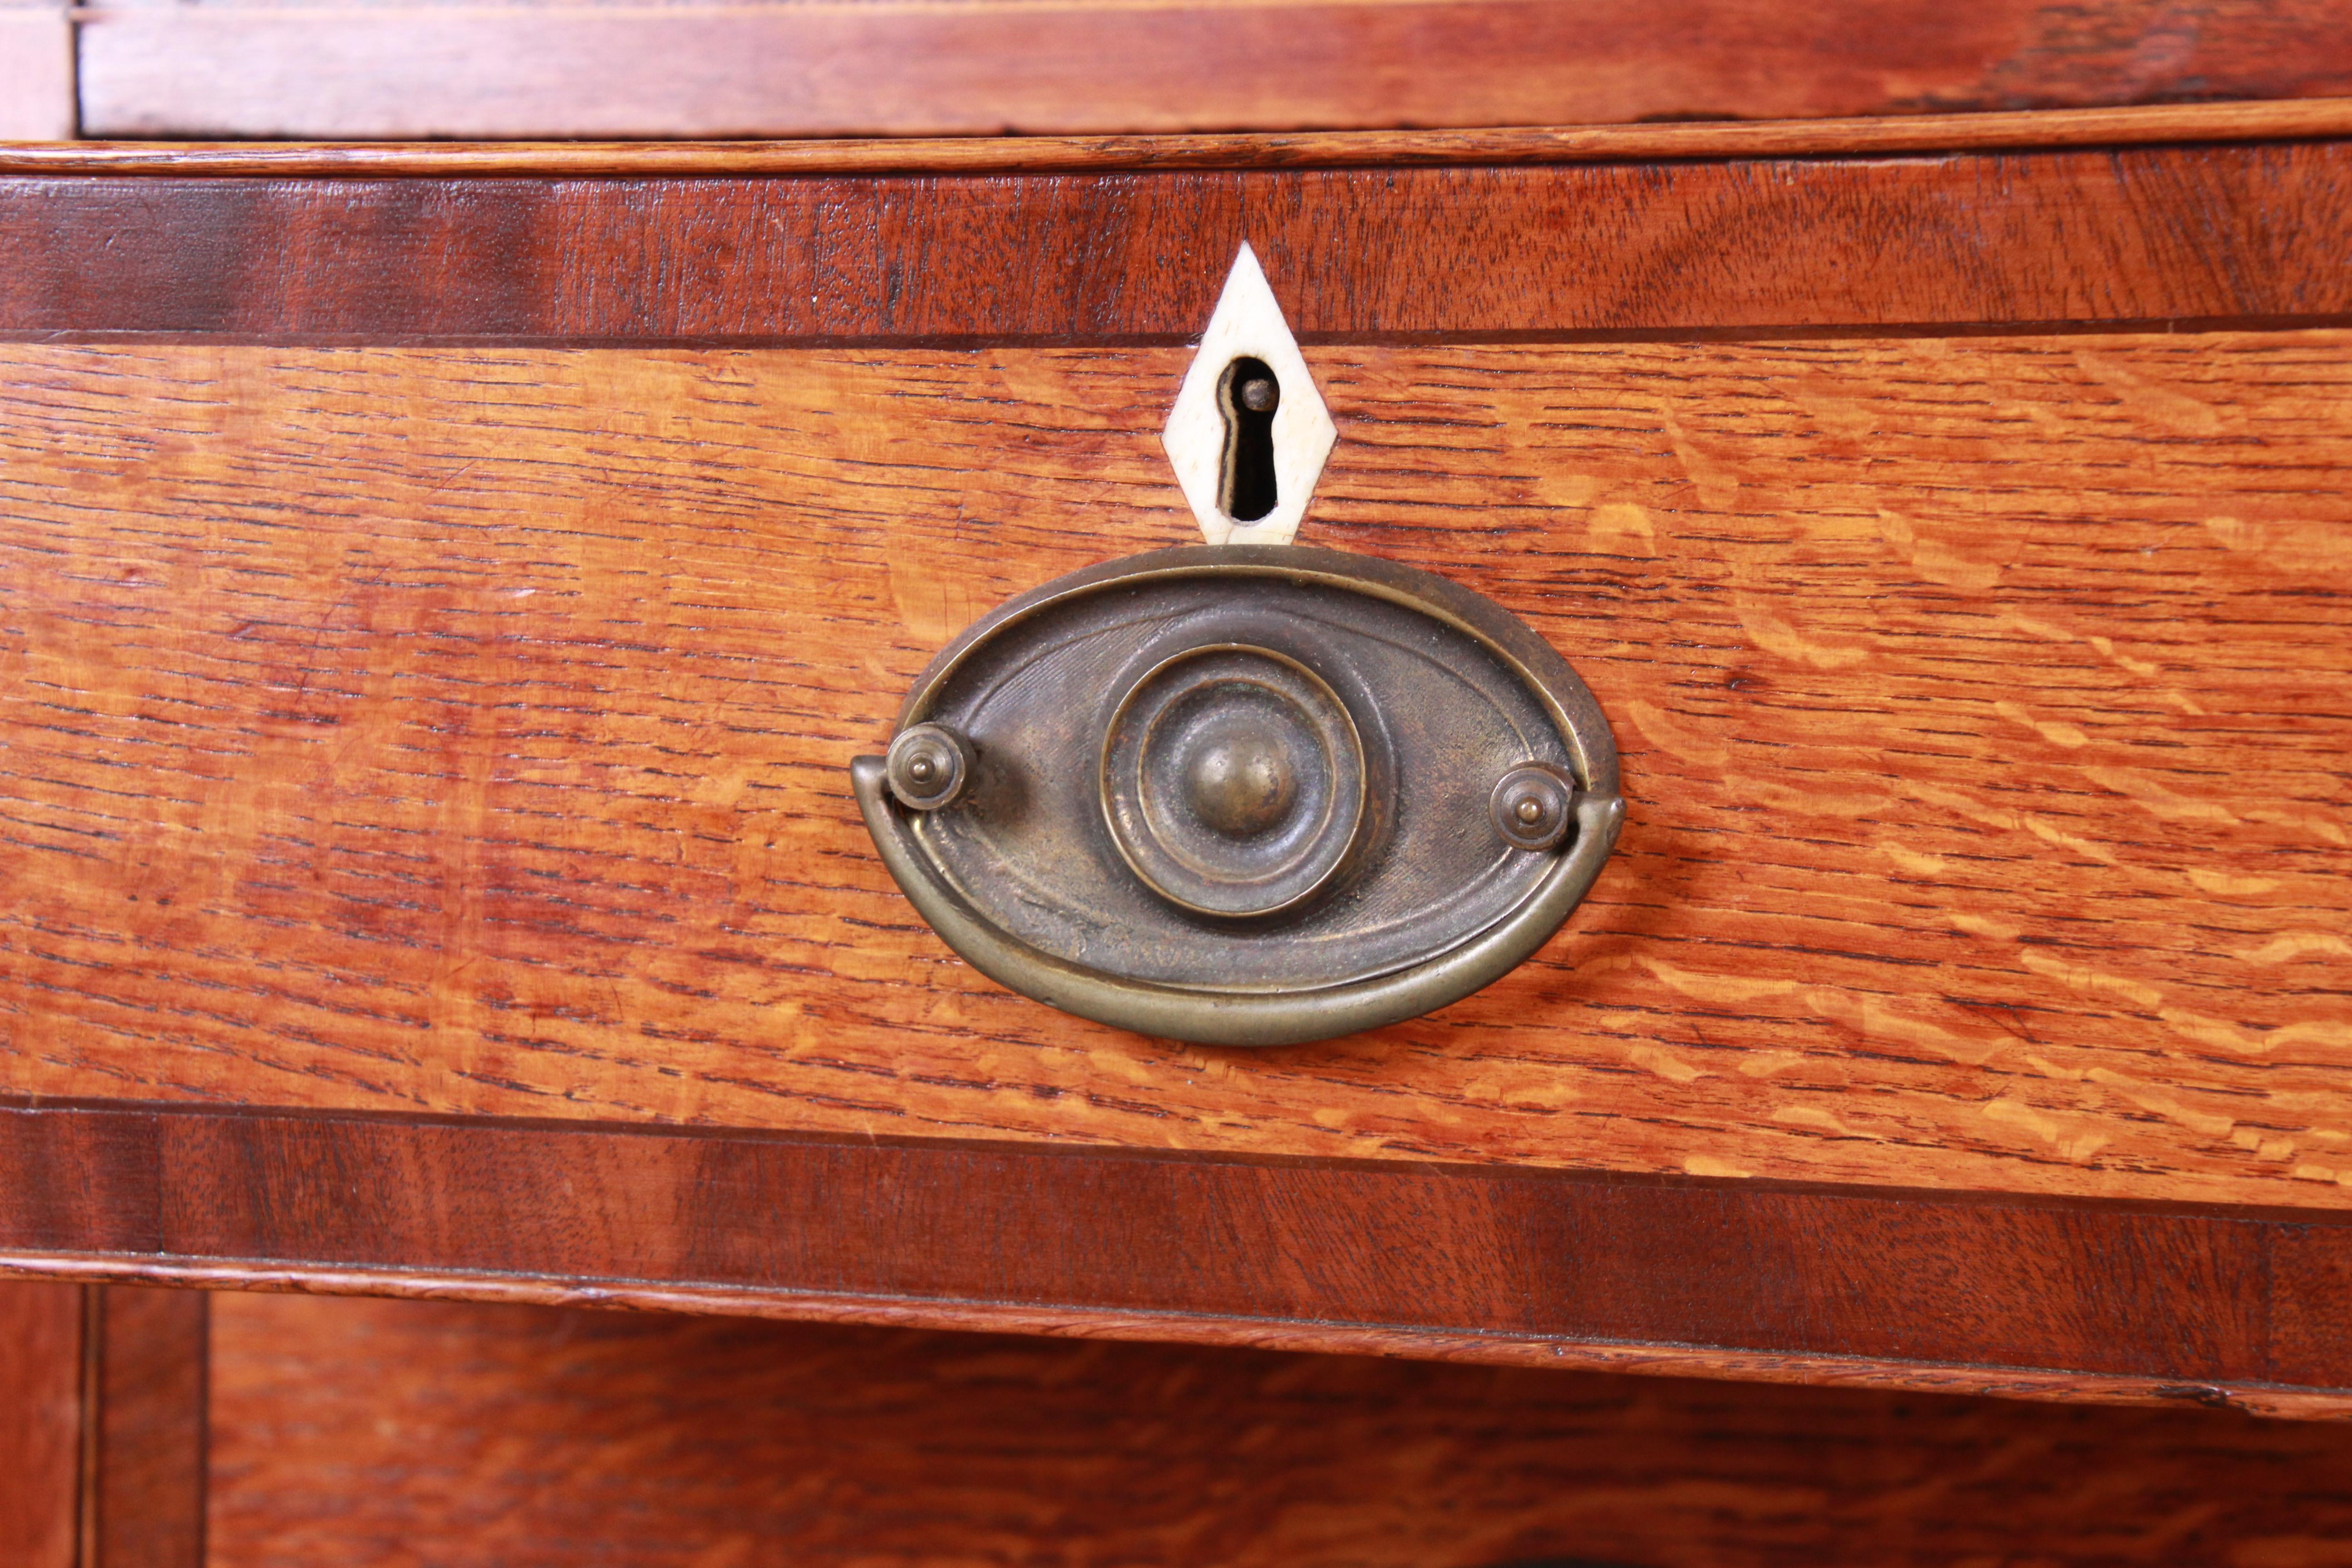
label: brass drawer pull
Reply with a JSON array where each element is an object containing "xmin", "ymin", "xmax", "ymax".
[{"xmin": 853, "ymin": 545, "xmax": 1622, "ymax": 1044}]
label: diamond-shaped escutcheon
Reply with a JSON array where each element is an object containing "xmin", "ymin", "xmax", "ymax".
[{"xmin": 1161, "ymin": 244, "xmax": 1338, "ymax": 546}]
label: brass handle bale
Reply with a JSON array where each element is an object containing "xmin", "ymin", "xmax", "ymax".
[{"xmin": 852, "ymin": 545, "xmax": 1622, "ymax": 1045}]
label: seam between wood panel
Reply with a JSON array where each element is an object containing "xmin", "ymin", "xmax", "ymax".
[{"xmin": 75, "ymin": 1286, "xmax": 94, "ymax": 1568}]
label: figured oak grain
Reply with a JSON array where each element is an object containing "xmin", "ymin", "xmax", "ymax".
[
  {"xmin": 0, "ymin": 335, "xmax": 2346, "ymax": 1209},
  {"xmin": 203, "ymin": 1294, "xmax": 2352, "ymax": 1568}
]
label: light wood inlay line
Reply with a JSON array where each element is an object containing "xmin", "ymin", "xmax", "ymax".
[{"xmin": 10, "ymin": 99, "xmax": 2352, "ymax": 177}]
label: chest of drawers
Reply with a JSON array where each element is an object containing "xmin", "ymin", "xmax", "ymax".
[{"xmin": 1, "ymin": 116, "xmax": 2349, "ymax": 1478}]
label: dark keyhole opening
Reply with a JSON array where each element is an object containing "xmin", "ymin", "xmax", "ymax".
[{"xmin": 1218, "ymin": 358, "xmax": 1280, "ymax": 524}]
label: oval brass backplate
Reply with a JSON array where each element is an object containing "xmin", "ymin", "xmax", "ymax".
[{"xmin": 851, "ymin": 545, "xmax": 1623, "ymax": 1046}]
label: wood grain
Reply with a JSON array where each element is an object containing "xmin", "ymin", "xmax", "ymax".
[
  {"xmin": 71, "ymin": 0, "xmax": 2352, "ymax": 140},
  {"xmin": 0, "ymin": 1280, "xmax": 80, "ymax": 1568},
  {"xmin": 0, "ymin": 1282, "xmax": 207, "ymax": 1568},
  {"xmin": 20, "ymin": 99, "xmax": 2352, "ymax": 179},
  {"xmin": 206, "ymin": 1294, "xmax": 2352, "ymax": 1568},
  {"xmin": 10, "ymin": 143, "xmax": 2352, "ymax": 343},
  {"xmin": 0, "ymin": 335, "xmax": 2346, "ymax": 1209},
  {"xmin": 86, "ymin": 1288, "xmax": 206, "ymax": 1568},
  {"xmin": 5, "ymin": 1102, "xmax": 2352, "ymax": 1416}
]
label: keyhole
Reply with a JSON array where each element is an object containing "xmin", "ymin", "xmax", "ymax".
[{"xmin": 1218, "ymin": 358, "xmax": 1280, "ymax": 524}]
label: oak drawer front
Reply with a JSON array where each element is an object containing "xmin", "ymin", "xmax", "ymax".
[
  {"xmin": 5, "ymin": 332, "xmax": 2344, "ymax": 1206},
  {"xmin": 1, "ymin": 132, "xmax": 2347, "ymax": 1413}
]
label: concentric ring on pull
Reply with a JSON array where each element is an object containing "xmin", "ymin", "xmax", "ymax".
[{"xmin": 1100, "ymin": 644, "xmax": 1367, "ymax": 919}]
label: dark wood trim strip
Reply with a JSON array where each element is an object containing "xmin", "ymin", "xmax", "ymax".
[
  {"xmin": 0, "ymin": 1102, "xmax": 2347, "ymax": 1418},
  {"xmin": 17, "ymin": 1255, "xmax": 2352, "ymax": 1422},
  {"xmin": 85, "ymin": 1288, "xmax": 207, "ymax": 1568},
  {"xmin": 15, "ymin": 100, "xmax": 2352, "ymax": 178},
  {"xmin": 8, "ymin": 141, "xmax": 2352, "ymax": 343},
  {"xmin": 0, "ymin": 1280, "xmax": 81, "ymax": 1568}
]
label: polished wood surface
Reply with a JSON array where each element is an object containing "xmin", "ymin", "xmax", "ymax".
[
  {"xmin": 69, "ymin": 0, "xmax": 2352, "ymax": 141},
  {"xmin": 0, "ymin": 1284, "xmax": 208, "ymax": 1568},
  {"xmin": 0, "ymin": 335, "xmax": 2345, "ymax": 1209},
  {"xmin": 0, "ymin": 1280, "xmax": 80, "ymax": 1568},
  {"xmin": 87, "ymin": 1288, "xmax": 208, "ymax": 1568},
  {"xmin": 9, "ymin": 143, "xmax": 2352, "ymax": 343},
  {"xmin": 6, "ymin": 1103, "xmax": 2352, "ymax": 1416},
  {"xmin": 15, "ymin": 100, "xmax": 2352, "ymax": 178},
  {"xmin": 4, "ymin": 134, "xmax": 2348, "ymax": 1410},
  {"xmin": 206, "ymin": 1294, "xmax": 2352, "ymax": 1567}
]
